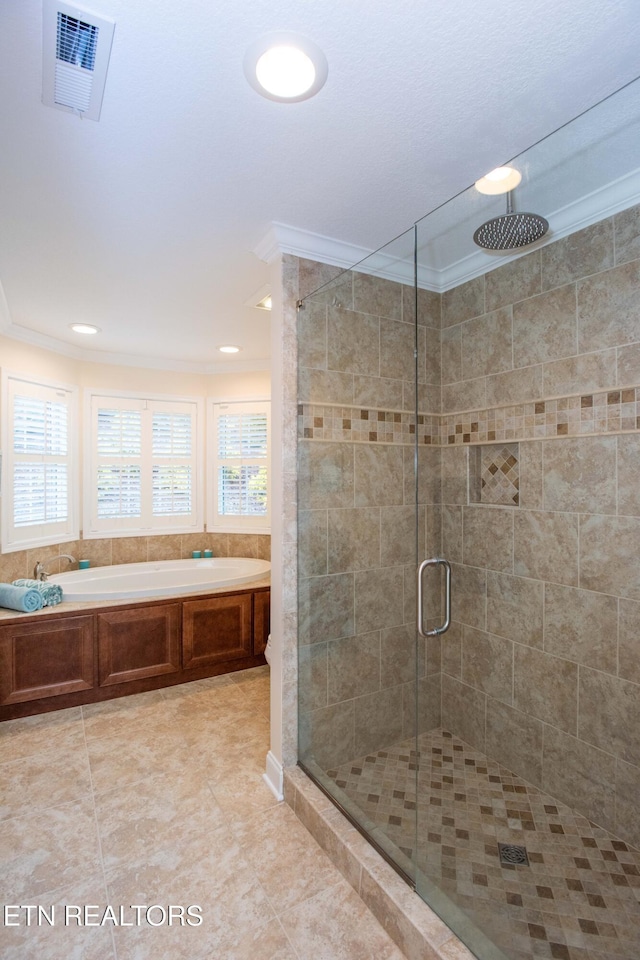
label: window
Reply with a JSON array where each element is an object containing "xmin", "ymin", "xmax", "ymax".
[
  {"xmin": 1, "ymin": 372, "xmax": 78, "ymax": 552},
  {"xmin": 209, "ymin": 401, "xmax": 270, "ymax": 532},
  {"xmin": 85, "ymin": 392, "xmax": 203, "ymax": 537}
]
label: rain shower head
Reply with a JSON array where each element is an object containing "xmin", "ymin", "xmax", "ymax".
[{"xmin": 473, "ymin": 190, "xmax": 548, "ymax": 251}]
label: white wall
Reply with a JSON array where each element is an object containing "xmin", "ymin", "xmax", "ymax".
[
  {"xmin": 0, "ymin": 335, "xmax": 271, "ymax": 537},
  {"xmin": 0, "ymin": 334, "xmax": 270, "ymax": 399}
]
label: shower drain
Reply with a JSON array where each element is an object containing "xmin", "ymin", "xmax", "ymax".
[{"xmin": 498, "ymin": 843, "xmax": 529, "ymax": 866}]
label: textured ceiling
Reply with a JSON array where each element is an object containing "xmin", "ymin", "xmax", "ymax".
[{"xmin": 1, "ymin": 0, "xmax": 640, "ymax": 370}]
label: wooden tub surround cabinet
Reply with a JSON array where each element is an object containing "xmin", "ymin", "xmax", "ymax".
[{"xmin": 0, "ymin": 583, "xmax": 270, "ymax": 720}]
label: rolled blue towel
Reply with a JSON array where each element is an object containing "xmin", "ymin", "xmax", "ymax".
[
  {"xmin": 0, "ymin": 583, "xmax": 44, "ymax": 613},
  {"xmin": 12, "ymin": 579, "xmax": 64, "ymax": 607}
]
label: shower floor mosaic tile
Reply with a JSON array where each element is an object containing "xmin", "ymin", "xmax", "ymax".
[{"xmin": 327, "ymin": 729, "xmax": 640, "ymax": 960}]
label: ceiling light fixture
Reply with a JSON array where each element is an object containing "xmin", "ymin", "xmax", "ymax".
[
  {"xmin": 218, "ymin": 345, "xmax": 241, "ymax": 354},
  {"xmin": 256, "ymin": 294, "xmax": 272, "ymax": 311},
  {"xmin": 69, "ymin": 322, "xmax": 100, "ymax": 334},
  {"xmin": 244, "ymin": 33, "xmax": 328, "ymax": 102},
  {"xmin": 475, "ymin": 166, "xmax": 522, "ymax": 195}
]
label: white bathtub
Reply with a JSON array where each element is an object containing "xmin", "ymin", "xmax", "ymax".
[{"xmin": 49, "ymin": 557, "xmax": 271, "ymax": 601}]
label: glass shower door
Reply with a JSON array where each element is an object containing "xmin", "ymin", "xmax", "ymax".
[
  {"xmin": 296, "ymin": 74, "xmax": 640, "ymax": 960},
  {"xmin": 296, "ymin": 225, "xmax": 426, "ymax": 882},
  {"xmin": 414, "ymin": 76, "xmax": 640, "ymax": 960}
]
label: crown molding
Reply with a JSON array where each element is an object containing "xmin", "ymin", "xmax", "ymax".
[
  {"xmin": 254, "ymin": 166, "xmax": 640, "ymax": 293},
  {"xmin": 202, "ymin": 358, "xmax": 271, "ymax": 374},
  {"xmin": 0, "ymin": 279, "xmax": 11, "ymax": 330},
  {"xmin": 438, "ymin": 164, "xmax": 640, "ymax": 290},
  {"xmin": 0, "ymin": 323, "xmax": 270, "ymax": 375},
  {"xmin": 5, "ymin": 169, "xmax": 640, "ymax": 373},
  {"xmin": 252, "ymin": 221, "xmax": 374, "ymax": 268}
]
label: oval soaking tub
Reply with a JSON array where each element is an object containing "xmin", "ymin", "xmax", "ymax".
[{"xmin": 49, "ymin": 557, "xmax": 271, "ymax": 601}]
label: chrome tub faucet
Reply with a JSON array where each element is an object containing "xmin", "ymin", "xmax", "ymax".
[{"xmin": 33, "ymin": 554, "xmax": 77, "ymax": 581}]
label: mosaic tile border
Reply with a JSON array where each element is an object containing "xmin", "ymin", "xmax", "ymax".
[
  {"xmin": 298, "ymin": 386, "xmax": 640, "ymax": 447},
  {"xmin": 298, "ymin": 403, "xmax": 439, "ymax": 445}
]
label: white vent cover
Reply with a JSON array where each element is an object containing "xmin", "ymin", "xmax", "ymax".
[{"xmin": 42, "ymin": 1, "xmax": 115, "ymax": 121}]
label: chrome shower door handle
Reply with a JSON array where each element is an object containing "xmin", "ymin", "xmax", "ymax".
[{"xmin": 417, "ymin": 557, "xmax": 451, "ymax": 638}]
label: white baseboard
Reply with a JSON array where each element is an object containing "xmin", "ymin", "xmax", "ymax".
[{"xmin": 263, "ymin": 750, "xmax": 284, "ymax": 801}]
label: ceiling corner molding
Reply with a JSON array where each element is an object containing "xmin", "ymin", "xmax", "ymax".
[
  {"xmin": 0, "ymin": 322, "xmax": 270, "ymax": 375},
  {"xmin": 252, "ymin": 221, "xmax": 445, "ymax": 290},
  {"xmin": 252, "ymin": 221, "xmax": 373, "ymax": 268},
  {"xmin": 203, "ymin": 358, "xmax": 271, "ymax": 375},
  {"xmin": 0, "ymin": 280, "xmax": 13, "ymax": 331},
  {"xmin": 1, "ymin": 323, "xmax": 87, "ymax": 359},
  {"xmin": 436, "ymin": 164, "xmax": 640, "ymax": 291},
  {"xmin": 252, "ymin": 225, "xmax": 283, "ymax": 264}
]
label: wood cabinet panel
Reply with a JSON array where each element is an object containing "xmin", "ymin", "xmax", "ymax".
[
  {"xmin": 0, "ymin": 616, "xmax": 94, "ymax": 705},
  {"xmin": 0, "ymin": 586, "xmax": 268, "ymax": 719},
  {"xmin": 97, "ymin": 604, "xmax": 181, "ymax": 687},
  {"xmin": 182, "ymin": 593, "xmax": 252, "ymax": 669},
  {"xmin": 253, "ymin": 590, "xmax": 270, "ymax": 656}
]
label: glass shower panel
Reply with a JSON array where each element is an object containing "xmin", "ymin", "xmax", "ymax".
[
  {"xmin": 297, "ymin": 226, "xmax": 426, "ymax": 880},
  {"xmin": 413, "ymin": 74, "xmax": 640, "ymax": 960}
]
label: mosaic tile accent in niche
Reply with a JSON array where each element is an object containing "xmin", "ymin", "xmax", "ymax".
[
  {"xmin": 470, "ymin": 442, "xmax": 520, "ymax": 507},
  {"xmin": 327, "ymin": 729, "xmax": 640, "ymax": 960}
]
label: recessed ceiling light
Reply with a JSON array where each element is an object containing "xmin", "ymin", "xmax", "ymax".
[
  {"xmin": 244, "ymin": 33, "xmax": 328, "ymax": 102},
  {"xmin": 218, "ymin": 345, "xmax": 241, "ymax": 354},
  {"xmin": 475, "ymin": 166, "xmax": 522, "ymax": 195},
  {"xmin": 69, "ymin": 323, "xmax": 100, "ymax": 334}
]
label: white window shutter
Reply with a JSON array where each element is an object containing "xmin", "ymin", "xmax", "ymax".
[
  {"xmin": 85, "ymin": 392, "xmax": 203, "ymax": 537},
  {"xmin": 210, "ymin": 401, "xmax": 270, "ymax": 532},
  {"xmin": 1, "ymin": 373, "xmax": 78, "ymax": 553}
]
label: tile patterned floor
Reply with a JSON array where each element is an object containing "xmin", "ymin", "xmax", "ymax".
[
  {"xmin": 0, "ymin": 667, "xmax": 405, "ymax": 960},
  {"xmin": 327, "ymin": 729, "xmax": 640, "ymax": 960}
]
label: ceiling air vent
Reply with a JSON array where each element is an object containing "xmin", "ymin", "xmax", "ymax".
[{"xmin": 42, "ymin": 1, "xmax": 115, "ymax": 121}]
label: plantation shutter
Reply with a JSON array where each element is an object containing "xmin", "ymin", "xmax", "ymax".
[
  {"xmin": 211, "ymin": 401, "xmax": 270, "ymax": 531},
  {"xmin": 86, "ymin": 393, "xmax": 202, "ymax": 536},
  {"xmin": 1, "ymin": 374, "xmax": 78, "ymax": 552},
  {"xmin": 94, "ymin": 401, "xmax": 143, "ymax": 523},
  {"xmin": 151, "ymin": 411, "xmax": 193, "ymax": 517}
]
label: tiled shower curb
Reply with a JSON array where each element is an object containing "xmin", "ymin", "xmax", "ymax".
[{"xmin": 284, "ymin": 765, "xmax": 477, "ymax": 960}]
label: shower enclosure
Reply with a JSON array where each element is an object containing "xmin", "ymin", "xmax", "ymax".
[{"xmin": 296, "ymin": 76, "xmax": 640, "ymax": 960}]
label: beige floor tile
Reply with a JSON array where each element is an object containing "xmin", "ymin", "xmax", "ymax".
[
  {"xmin": 202, "ymin": 917, "xmax": 299, "ymax": 959},
  {"xmin": 106, "ymin": 829, "xmax": 275, "ymax": 960},
  {"xmin": 233, "ymin": 801, "xmax": 345, "ymax": 914},
  {"xmin": 229, "ymin": 664, "xmax": 270, "ymax": 686},
  {"xmin": 0, "ymin": 873, "xmax": 115, "ymax": 960},
  {"xmin": 1, "ymin": 666, "xmax": 418, "ymax": 960},
  {"xmin": 94, "ymin": 770, "xmax": 227, "ymax": 869},
  {"xmin": 160, "ymin": 675, "xmax": 245, "ymax": 708},
  {"xmin": 238, "ymin": 679, "xmax": 271, "ymax": 721},
  {"xmin": 0, "ymin": 707, "xmax": 84, "ymax": 764},
  {"xmin": 86, "ymin": 727, "xmax": 196, "ymax": 795},
  {"xmin": 0, "ymin": 800, "xmax": 102, "ymax": 901},
  {"xmin": 209, "ymin": 767, "xmax": 280, "ymax": 827},
  {"xmin": 280, "ymin": 878, "xmax": 406, "ymax": 959},
  {"xmin": 0, "ymin": 743, "xmax": 92, "ymax": 820},
  {"xmin": 81, "ymin": 688, "xmax": 179, "ymax": 740},
  {"xmin": 172, "ymin": 698, "xmax": 265, "ymax": 743},
  {"xmin": 196, "ymin": 731, "xmax": 269, "ymax": 778}
]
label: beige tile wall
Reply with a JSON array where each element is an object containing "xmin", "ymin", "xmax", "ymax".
[
  {"xmin": 439, "ymin": 203, "xmax": 640, "ymax": 849},
  {"xmin": 296, "ymin": 205, "xmax": 640, "ymax": 847},
  {"xmin": 296, "ymin": 264, "xmax": 442, "ymax": 770},
  {"xmin": 0, "ymin": 533, "xmax": 271, "ymax": 583}
]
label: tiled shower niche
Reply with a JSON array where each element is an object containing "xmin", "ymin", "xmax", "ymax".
[{"xmin": 470, "ymin": 442, "xmax": 520, "ymax": 506}]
